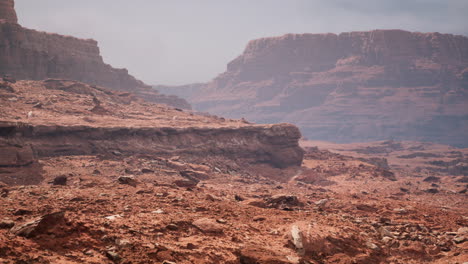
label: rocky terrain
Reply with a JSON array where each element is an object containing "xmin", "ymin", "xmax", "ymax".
[
  {"xmin": 0, "ymin": 0, "xmax": 190, "ymax": 109},
  {"xmin": 1, "ymin": 79, "xmax": 467, "ymax": 263},
  {"xmin": 0, "ymin": 1, "xmax": 466, "ymax": 263},
  {"xmin": 162, "ymin": 30, "xmax": 468, "ymax": 147}
]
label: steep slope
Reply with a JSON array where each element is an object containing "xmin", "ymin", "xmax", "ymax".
[
  {"xmin": 0, "ymin": 0, "xmax": 190, "ymax": 109},
  {"xmin": 188, "ymin": 30, "xmax": 468, "ymax": 147}
]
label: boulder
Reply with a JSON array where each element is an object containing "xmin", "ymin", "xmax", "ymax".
[
  {"xmin": 173, "ymin": 179, "xmax": 198, "ymax": 188},
  {"xmin": 11, "ymin": 211, "xmax": 66, "ymax": 238},
  {"xmin": 192, "ymin": 218, "xmax": 223, "ymax": 234},
  {"xmin": 288, "ymin": 222, "xmax": 359, "ymax": 257},
  {"xmin": 118, "ymin": 176, "xmax": 138, "ymax": 187}
]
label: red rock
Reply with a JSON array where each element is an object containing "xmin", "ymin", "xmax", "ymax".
[
  {"xmin": 237, "ymin": 247, "xmax": 294, "ymax": 264},
  {"xmin": 188, "ymin": 30, "xmax": 468, "ymax": 147},
  {"xmin": 192, "ymin": 218, "xmax": 223, "ymax": 234},
  {"xmin": 0, "ymin": 2, "xmax": 190, "ymax": 109},
  {"xmin": 11, "ymin": 212, "xmax": 66, "ymax": 238}
]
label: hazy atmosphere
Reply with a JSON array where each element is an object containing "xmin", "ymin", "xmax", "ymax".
[
  {"xmin": 15, "ymin": 0, "xmax": 468, "ymax": 85},
  {"xmin": 2, "ymin": 0, "xmax": 468, "ymax": 262}
]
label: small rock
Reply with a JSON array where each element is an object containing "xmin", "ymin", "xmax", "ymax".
[
  {"xmin": 425, "ymin": 188, "xmax": 439, "ymax": 194},
  {"xmin": 83, "ymin": 249, "xmax": 95, "ymax": 256},
  {"xmin": 265, "ymin": 195, "xmax": 302, "ymax": 209},
  {"xmin": 234, "ymin": 194, "xmax": 244, "ymax": 201},
  {"xmin": 315, "ymin": 199, "xmax": 329, "ymax": 207},
  {"xmin": 458, "ymin": 227, "xmax": 468, "ymax": 235},
  {"xmin": 290, "ymin": 225, "xmax": 304, "ymax": 254},
  {"xmin": 112, "ymin": 151, "xmax": 122, "ymax": 156},
  {"xmin": 379, "ymin": 227, "xmax": 394, "ymax": 238},
  {"xmin": 253, "ymin": 216, "xmax": 266, "ymax": 222},
  {"xmin": 105, "ymin": 215, "xmax": 122, "ymax": 221},
  {"xmin": 180, "ymin": 170, "xmax": 209, "ymax": 180},
  {"xmin": 166, "ymin": 224, "xmax": 178, "ymax": 231},
  {"xmin": 116, "ymin": 239, "xmax": 131, "ymax": 248},
  {"xmin": 205, "ymin": 194, "xmax": 219, "ymax": 201},
  {"xmin": 216, "ymin": 219, "xmax": 227, "ymax": 224},
  {"xmin": 393, "ymin": 208, "xmax": 408, "ymax": 214},
  {"xmin": 0, "ymin": 220, "xmax": 15, "ymax": 229},
  {"xmin": 13, "ymin": 209, "xmax": 33, "ymax": 216},
  {"xmin": 53, "ymin": 176, "xmax": 67, "ymax": 186},
  {"xmin": 382, "ymin": 236, "xmax": 392, "ymax": 244},
  {"xmin": 33, "ymin": 102, "xmax": 43, "ymax": 108},
  {"xmin": 366, "ymin": 241, "xmax": 379, "ymax": 250},
  {"xmin": 173, "ymin": 179, "xmax": 198, "ymax": 188},
  {"xmin": 141, "ymin": 168, "xmax": 154, "ymax": 173},
  {"xmin": 152, "ymin": 209, "xmax": 165, "ymax": 214},
  {"xmin": 193, "ymin": 218, "xmax": 223, "ymax": 234},
  {"xmin": 400, "ymin": 187, "xmax": 410, "ymax": 193},
  {"xmin": 162, "ymin": 261, "xmax": 177, "ymax": 264},
  {"xmin": 186, "ymin": 243, "xmax": 197, "ymax": 250},
  {"xmin": 453, "ymin": 236, "xmax": 466, "ymax": 244},
  {"xmin": 106, "ymin": 251, "xmax": 121, "ymax": 262},
  {"xmin": 118, "ymin": 176, "xmax": 138, "ymax": 187}
]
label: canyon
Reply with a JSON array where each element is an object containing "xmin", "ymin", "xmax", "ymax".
[
  {"xmin": 159, "ymin": 30, "xmax": 468, "ymax": 147},
  {"xmin": 0, "ymin": 1, "xmax": 467, "ymax": 263}
]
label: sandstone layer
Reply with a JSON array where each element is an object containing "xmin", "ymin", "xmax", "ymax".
[
  {"xmin": 0, "ymin": 1, "xmax": 190, "ymax": 109},
  {"xmin": 181, "ymin": 30, "xmax": 468, "ymax": 147},
  {"xmin": 0, "ymin": 80, "xmax": 303, "ymax": 185}
]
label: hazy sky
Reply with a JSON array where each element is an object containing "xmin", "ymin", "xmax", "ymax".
[{"xmin": 15, "ymin": 0, "xmax": 468, "ymax": 85}]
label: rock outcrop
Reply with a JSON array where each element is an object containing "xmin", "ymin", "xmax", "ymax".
[
  {"xmin": 0, "ymin": 0, "xmax": 190, "ymax": 109},
  {"xmin": 0, "ymin": 121, "xmax": 303, "ymax": 169},
  {"xmin": 0, "ymin": 0, "xmax": 17, "ymax": 23},
  {"xmin": 186, "ymin": 30, "xmax": 468, "ymax": 147},
  {"xmin": 0, "ymin": 80, "xmax": 303, "ymax": 185}
]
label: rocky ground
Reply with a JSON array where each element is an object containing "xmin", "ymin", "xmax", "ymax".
[
  {"xmin": 0, "ymin": 147, "xmax": 466, "ymax": 264},
  {"xmin": 0, "ymin": 79, "xmax": 467, "ymax": 263}
]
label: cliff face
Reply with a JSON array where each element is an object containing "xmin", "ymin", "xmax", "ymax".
[
  {"xmin": 0, "ymin": 0, "xmax": 17, "ymax": 23},
  {"xmin": 191, "ymin": 30, "xmax": 468, "ymax": 147},
  {"xmin": 0, "ymin": 1, "xmax": 190, "ymax": 109}
]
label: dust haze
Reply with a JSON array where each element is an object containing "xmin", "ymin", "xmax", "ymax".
[{"xmin": 15, "ymin": 0, "xmax": 468, "ymax": 85}]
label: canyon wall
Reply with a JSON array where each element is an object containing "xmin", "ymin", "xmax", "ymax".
[
  {"xmin": 188, "ymin": 30, "xmax": 468, "ymax": 147},
  {"xmin": 0, "ymin": 0, "xmax": 16, "ymax": 23},
  {"xmin": 0, "ymin": 1, "xmax": 190, "ymax": 109}
]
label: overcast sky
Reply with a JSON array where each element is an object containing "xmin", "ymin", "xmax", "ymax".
[{"xmin": 15, "ymin": 0, "xmax": 468, "ymax": 85}]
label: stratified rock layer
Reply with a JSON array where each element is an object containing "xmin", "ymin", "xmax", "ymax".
[
  {"xmin": 190, "ymin": 30, "xmax": 468, "ymax": 147},
  {"xmin": 0, "ymin": 80, "xmax": 303, "ymax": 184},
  {"xmin": 0, "ymin": 0, "xmax": 17, "ymax": 23},
  {"xmin": 0, "ymin": 1, "xmax": 190, "ymax": 109}
]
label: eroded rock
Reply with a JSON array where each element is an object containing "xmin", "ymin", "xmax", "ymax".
[{"xmin": 11, "ymin": 211, "xmax": 66, "ymax": 238}]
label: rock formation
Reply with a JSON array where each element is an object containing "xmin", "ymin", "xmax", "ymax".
[
  {"xmin": 0, "ymin": 0, "xmax": 17, "ymax": 23},
  {"xmin": 183, "ymin": 30, "xmax": 468, "ymax": 147},
  {"xmin": 0, "ymin": 80, "xmax": 303, "ymax": 184},
  {"xmin": 0, "ymin": 0, "xmax": 190, "ymax": 109}
]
